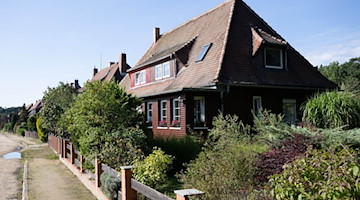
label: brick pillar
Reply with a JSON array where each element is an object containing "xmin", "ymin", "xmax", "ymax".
[
  {"xmin": 174, "ymin": 189, "xmax": 204, "ymax": 200},
  {"xmin": 121, "ymin": 166, "xmax": 137, "ymax": 200},
  {"xmin": 95, "ymin": 157, "xmax": 102, "ymax": 188}
]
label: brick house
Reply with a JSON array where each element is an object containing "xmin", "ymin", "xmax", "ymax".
[
  {"xmin": 119, "ymin": 0, "xmax": 336, "ymax": 138},
  {"xmin": 92, "ymin": 53, "xmax": 130, "ymax": 83}
]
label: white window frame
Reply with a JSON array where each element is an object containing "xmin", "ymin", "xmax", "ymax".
[
  {"xmin": 265, "ymin": 48, "xmax": 283, "ymax": 69},
  {"xmin": 172, "ymin": 99, "xmax": 181, "ymax": 127},
  {"xmin": 283, "ymin": 99, "xmax": 297, "ymax": 124},
  {"xmin": 159, "ymin": 100, "xmax": 167, "ymax": 127},
  {"xmin": 155, "ymin": 61, "xmax": 170, "ymax": 80},
  {"xmin": 194, "ymin": 96, "xmax": 205, "ymax": 127},
  {"xmin": 135, "ymin": 70, "xmax": 146, "ymax": 85},
  {"xmin": 146, "ymin": 102, "xmax": 153, "ymax": 124},
  {"xmin": 253, "ymin": 96, "xmax": 262, "ymax": 118}
]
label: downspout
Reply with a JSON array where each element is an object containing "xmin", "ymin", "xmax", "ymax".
[{"xmin": 220, "ymin": 91, "xmax": 224, "ymax": 113}]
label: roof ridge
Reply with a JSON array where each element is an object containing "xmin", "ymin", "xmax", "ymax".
[
  {"xmin": 214, "ymin": 0, "xmax": 236, "ymax": 82},
  {"xmin": 254, "ymin": 26, "xmax": 287, "ymax": 44}
]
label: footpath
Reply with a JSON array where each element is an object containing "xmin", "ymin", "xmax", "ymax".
[{"xmin": 0, "ymin": 132, "xmax": 96, "ymax": 200}]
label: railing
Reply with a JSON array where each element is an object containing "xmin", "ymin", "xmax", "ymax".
[{"xmin": 48, "ymin": 135, "xmax": 204, "ymax": 200}]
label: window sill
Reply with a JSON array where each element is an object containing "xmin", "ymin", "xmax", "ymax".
[
  {"xmin": 147, "ymin": 126, "xmax": 153, "ymax": 129},
  {"xmin": 193, "ymin": 127, "xmax": 208, "ymax": 130},
  {"xmin": 169, "ymin": 127, "xmax": 181, "ymax": 130},
  {"xmin": 157, "ymin": 127, "xmax": 168, "ymax": 129}
]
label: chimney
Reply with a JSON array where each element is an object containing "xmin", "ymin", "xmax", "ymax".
[
  {"xmin": 119, "ymin": 53, "xmax": 129, "ymax": 73},
  {"xmin": 154, "ymin": 27, "xmax": 161, "ymax": 43},
  {"xmin": 93, "ymin": 67, "xmax": 98, "ymax": 77},
  {"xmin": 74, "ymin": 79, "xmax": 80, "ymax": 89}
]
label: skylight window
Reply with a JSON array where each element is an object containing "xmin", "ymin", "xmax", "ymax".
[{"xmin": 196, "ymin": 43, "xmax": 212, "ymax": 62}]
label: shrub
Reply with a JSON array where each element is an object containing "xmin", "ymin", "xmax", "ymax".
[
  {"xmin": 27, "ymin": 116, "xmax": 37, "ymax": 131},
  {"xmin": 36, "ymin": 117, "xmax": 47, "ymax": 142},
  {"xmin": 302, "ymin": 91, "xmax": 360, "ymax": 129},
  {"xmin": 149, "ymin": 135, "xmax": 202, "ymax": 173},
  {"xmin": 100, "ymin": 173, "xmax": 120, "ymax": 200},
  {"xmin": 268, "ymin": 146, "xmax": 360, "ymax": 199},
  {"xmin": 256, "ymin": 134, "xmax": 315, "ymax": 184},
  {"xmin": 132, "ymin": 148, "xmax": 173, "ymax": 189}
]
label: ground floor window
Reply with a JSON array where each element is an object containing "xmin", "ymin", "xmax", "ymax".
[
  {"xmin": 172, "ymin": 98, "xmax": 181, "ymax": 127},
  {"xmin": 253, "ymin": 96, "xmax": 262, "ymax": 118},
  {"xmin": 194, "ymin": 96, "xmax": 205, "ymax": 127},
  {"xmin": 146, "ymin": 102, "xmax": 152, "ymax": 126},
  {"xmin": 283, "ymin": 99, "xmax": 297, "ymax": 124},
  {"xmin": 159, "ymin": 100, "xmax": 167, "ymax": 127}
]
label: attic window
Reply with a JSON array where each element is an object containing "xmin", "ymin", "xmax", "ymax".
[
  {"xmin": 265, "ymin": 48, "xmax": 283, "ymax": 69},
  {"xmin": 135, "ymin": 70, "xmax": 146, "ymax": 85},
  {"xmin": 196, "ymin": 43, "xmax": 212, "ymax": 62}
]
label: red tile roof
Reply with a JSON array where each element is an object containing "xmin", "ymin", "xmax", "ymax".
[
  {"xmin": 120, "ymin": 0, "xmax": 336, "ymax": 97},
  {"xmin": 92, "ymin": 63, "xmax": 121, "ymax": 82}
]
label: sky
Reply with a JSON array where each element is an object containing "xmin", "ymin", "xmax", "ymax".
[{"xmin": 0, "ymin": 0, "xmax": 359, "ymax": 107}]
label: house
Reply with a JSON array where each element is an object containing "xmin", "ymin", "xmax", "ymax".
[
  {"xmin": 91, "ymin": 53, "xmax": 130, "ymax": 83},
  {"xmin": 28, "ymin": 100, "xmax": 43, "ymax": 117},
  {"xmin": 119, "ymin": 0, "xmax": 336, "ymax": 138}
]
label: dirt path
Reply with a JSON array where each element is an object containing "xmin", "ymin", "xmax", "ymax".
[{"xmin": 25, "ymin": 143, "xmax": 96, "ymax": 200}]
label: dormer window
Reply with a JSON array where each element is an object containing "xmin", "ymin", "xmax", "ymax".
[
  {"xmin": 135, "ymin": 70, "xmax": 146, "ymax": 85},
  {"xmin": 265, "ymin": 48, "xmax": 283, "ymax": 69},
  {"xmin": 155, "ymin": 61, "xmax": 170, "ymax": 80}
]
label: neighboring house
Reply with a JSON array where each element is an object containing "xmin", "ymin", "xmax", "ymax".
[
  {"xmin": 119, "ymin": 0, "xmax": 336, "ymax": 138},
  {"xmin": 91, "ymin": 53, "xmax": 130, "ymax": 83},
  {"xmin": 28, "ymin": 100, "xmax": 43, "ymax": 117}
]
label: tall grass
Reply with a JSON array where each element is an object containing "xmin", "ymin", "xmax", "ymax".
[{"xmin": 302, "ymin": 91, "xmax": 360, "ymax": 129}]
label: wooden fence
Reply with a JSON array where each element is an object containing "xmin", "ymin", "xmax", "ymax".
[{"xmin": 48, "ymin": 135, "xmax": 203, "ymax": 200}]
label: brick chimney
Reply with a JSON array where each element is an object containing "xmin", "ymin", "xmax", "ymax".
[
  {"xmin": 74, "ymin": 79, "xmax": 80, "ymax": 89},
  {"xmin": 154, "ymin": 27, "xmax": 161, "ymax": 43},
  {"xmin": 119, "ymin": 53, "xmax": 129, "ymax": 73},
  {"xmin": 93, "ymin": 67, "xmax": 98, "ymax": 77}
]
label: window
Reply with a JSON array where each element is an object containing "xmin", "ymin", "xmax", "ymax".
[
  {"xmin": 283, "ymin": 99, "xmax": 297, "ymax": 124},
  {"xmin": 194, "ymin": 96, "xmax": 205, "ymax": 126},
  {"xmin": 196, "ymin": 43, "xmax": 212, "ymax": 62},
  {"xmin": 253, "ymin": 96, "xmax": 262, "ymax": 118},
  {"xmin": 172, "ymin": 99, "xmax": 181, "ymax": 127},
  {"xmin": 159, "ymin": 100, "xmax": 167, "ymax": 127},
  {"xmin": 155, "ymin": 61, "xmax": 170, "ymax": 80},
  {"xmin": 135, "ymin": 70, "xmax": 146, "ymax": 85},
  {"xmin": 265, "ymin": 48, "xmax": 283, "ymax": 69},
  {"xmin": 146, "ymin": 102, "xmax": 153, "ymax": 124}
]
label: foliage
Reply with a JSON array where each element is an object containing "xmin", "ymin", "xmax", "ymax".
[
  {"xmin": 27, "ymin": 116, "xmax": 37, "ymax": 131},
  {"xmin": 269, "ymin": 146, "xmax": 360, "ymax": 200},
  {"xmin": 319, "ymin": 57, "xmax": 360, "ymax": 94},
  {"xmin": 100, "ymin": 173, "xmax": 120, "ymax": 200},
  {"xmin": 178, "ymin": 114, "xmax": 267, "ymax": 199},
  {"xmin": 149, "ymin": 135, "xmax": 202, "ymax": 173},
  {"xmin": 36, "ymin": 117, "xmax": 47, "ymax": 142},
  {"xmin": 256, "ymin": 134, "xmax": 315, "ymax": 184},
  {"xmin": 133, "ymin": 148, "xmax": 173, "ymax": 189},
  {"xmin": 302, "ymin": 91, "xmax": 360, "ymax": 129},
  {"xmin": 61, "ymin": 80, "xmax": 146, "ymax": 167},
  {"xmin": 41, "ymin": 82, "xmax": 77, "ymax": 136}
]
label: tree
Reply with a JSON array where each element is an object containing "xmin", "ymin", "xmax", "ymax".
[
  {"xmin": 61, "ymin": 80, "xmax": 146, "ymax": 167},
  {"xmin": 319, "ymin": 57, "xmax": 360, "ymax": 94},
  {"xmin": 41, "ymin": 82, "xmax": 77, "ymax": 136},
  {"xmin": 302, "ymin": 91, "xmax": 360, "ymax": 129}
]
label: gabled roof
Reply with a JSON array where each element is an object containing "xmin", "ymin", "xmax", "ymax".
[
  {"xmin": 92, "ymin": 63, "xmax": 122, "ymax": 82},
  {"xmin": 120, "ymin": 0, "xmax": 336, "ymax": 97}
]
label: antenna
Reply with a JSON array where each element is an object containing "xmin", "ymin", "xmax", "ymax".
[{"xmin": 100, "ymin": 53, "xmax": 102, "ymax": 69}]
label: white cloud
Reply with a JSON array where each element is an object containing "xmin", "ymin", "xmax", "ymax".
[{"xmin": 305, "ymin": 39, "xmax": 360, "ymax": 66}]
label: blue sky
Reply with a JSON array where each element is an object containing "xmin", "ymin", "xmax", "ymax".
[{"xmin": 1, "ymin": 0, "xmax": 359, "ymax": 107}]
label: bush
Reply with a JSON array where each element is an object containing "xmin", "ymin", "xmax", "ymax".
[
  {"xmin": 36, "ymin": 117, "xmax": 47, "ymax": 142},
  {"xmin": 100, "ymin": 173, "xmax": 120, "ymax": 200},
  {"xmin": 149, "ymin": 136, "xmax": 202, "ymax": 173},
  {"xmin": 302, "ymin": 91, "xmax": 360, "ymax": 129},
  {"xmin": 132, "ymin": 148, "xmax": 173, "ymax": 189},
  {"xmin": 27, "ymin": 116, "xmax": 37, "ymax": 131},
  {"xmin": 268, "ymin": 146, "xmax": 360, "ymax": 199}
]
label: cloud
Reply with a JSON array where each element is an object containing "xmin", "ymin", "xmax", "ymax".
[{"xmin": 305, "ymin": 39, "xmax": 360, "ymax": 66}]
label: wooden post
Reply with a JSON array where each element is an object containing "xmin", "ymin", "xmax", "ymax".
[
  {"xmin": 70, "ymin": 143, "xmax": 75, "ymax": 164},
  {"xmin": 61, "ymin": 139, "xmax": 65, "ymax": 158},
  {"xmin": 95, "ymin": 157, "xmax": 102, "ymax": 188},
  {"xmin": 174, "ymin": 189, "xmax": 204, "ymax": 200},
  {"xmin": 121, "ymin": 166, "xmax": 137, "ymax": 200},
  {"xmin": 79, "ymin": 155, "xmax": 84, "ymax": 173}
]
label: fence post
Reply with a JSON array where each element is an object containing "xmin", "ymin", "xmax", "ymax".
[
  {"xmin": 70, "ymin": 143, "xmax": 75, "ymax": 164},
  {"xmin": 121, "ymin": 166, "xmax": 137, "ymax": 200},
  {"xmin": 61, "ymin": 139, "xmax": 65, "ymax": 158},
  {"xmin": 174, "ymin": 189, "xmax": 204, "ymax": 200},
  {"xmin": 95, "ymin": 157, "xmax": 102, "ymax": 188},
  {"xmin": 57, "ymin": 137, "xmax": 60, "ymax": 154},
  {"xmin": 79, "ymin": 154, "xmax": 84, "ymax": 173}
]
